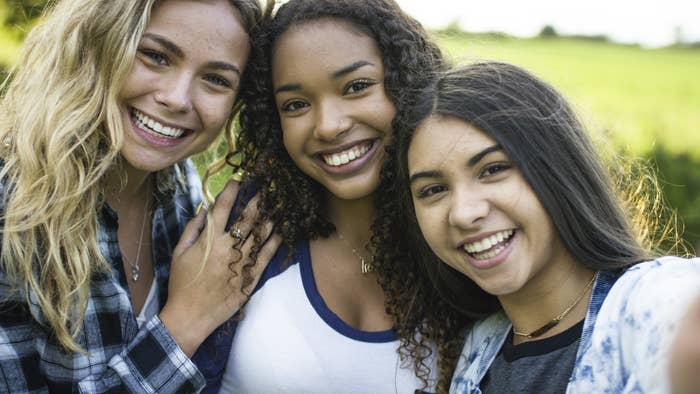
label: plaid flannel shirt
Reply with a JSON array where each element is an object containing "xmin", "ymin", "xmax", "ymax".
[{"xmin": 0, "ymin": 160, "xmax": 205, "ymax": 393}]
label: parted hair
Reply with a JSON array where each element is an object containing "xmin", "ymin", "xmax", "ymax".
[
  {"xmin": 230, "ymin": 0, "xmax": 449, "ymax": 390},
  {"xmin": 375, "ymin": 61, "xmax": 675, "ymax": 392},
  {"xmin": 0, "ymin": 0, "xmax": 267, "ymax": 352}
]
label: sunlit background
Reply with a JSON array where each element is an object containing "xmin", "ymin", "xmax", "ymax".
[
  {"xmin": 396, "ymin": 0, "xmax": 700, "ymax": 48},
  {"xmin": 1, "ymin": 0, "xmax": 698, "ymax": 251}
]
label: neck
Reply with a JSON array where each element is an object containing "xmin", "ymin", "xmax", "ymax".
[
  {"xmin": 499, "ymin": 259, "xmax": 595, "ymax": 344},
  {"xmin": 326, "ymin": 193, "xmax": 374, "ymax": 244},
  {"xmin": 104, "ymin": 160, "xmax": 153, "ymax": 211}
]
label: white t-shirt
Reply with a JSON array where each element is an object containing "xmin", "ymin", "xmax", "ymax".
[
  {"xmin": 136, "ymin": 279, "xmax": 159, "ymax": 327},
  {"xmin": 220, "ymin": 241, "xmax": 436, "ymax": 393}
]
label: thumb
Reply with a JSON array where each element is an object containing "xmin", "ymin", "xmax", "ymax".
[{"xmin": 174, "ymin": 208, "xmax": 207, "ymax": 256}]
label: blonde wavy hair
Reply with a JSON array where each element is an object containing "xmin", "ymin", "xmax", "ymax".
[{"xmin": 0, "ymin": 0, "xmax": 268, "ymax": 352}]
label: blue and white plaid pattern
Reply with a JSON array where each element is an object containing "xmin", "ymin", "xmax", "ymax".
[{"xmin": 0, "ymin": 160, "xmax": 205, "ymax": 393}]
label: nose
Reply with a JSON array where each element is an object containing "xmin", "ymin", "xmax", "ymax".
[
  {"xmin": 154, "ymin": 73, "xmax": 194, "ymax": 113},
  {"xmin": 313, "ymin": 98, "xmax": 352, "ymax": 141},
  {"xmin": 448, "ymin": 184, "xmax": 489, "ymax": 229}
]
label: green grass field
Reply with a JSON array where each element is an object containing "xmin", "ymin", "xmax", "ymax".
[{"xmin": 434, "ymin": 32, "xmax": 700, "ymax": 158}]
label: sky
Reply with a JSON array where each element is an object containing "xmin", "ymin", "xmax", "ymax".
[{"xmin": 395, "ymin": 0, "xmax": 700, "ymax": 48}]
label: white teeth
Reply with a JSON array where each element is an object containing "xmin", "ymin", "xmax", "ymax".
[
  {"xmin": 131, "ymin": 108, "xmax": 186, "ymax": 138},
  {"xmin": 322, "ymin": 142, "xmax": 371, "ymax": 166},
  {"xmin": 463, "ymin": 230, "xmax": 514, "ymax": 255}
]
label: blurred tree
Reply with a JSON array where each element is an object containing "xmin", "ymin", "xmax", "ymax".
[
  {"xmin": 539, "ymin": 25, "xmax": 558, "ymax": 38},
  {"xmin": 3, "ymin": 0, "xmax": 48, "ymax": 38},
  {"xmin": 673, "ymin": 25, "xmax": 685, "ymax": 46}
]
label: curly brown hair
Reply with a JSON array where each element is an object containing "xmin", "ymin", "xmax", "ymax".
[{"xmin": 230, "ymin": 0, "xmax": 458, "ymax": 391}]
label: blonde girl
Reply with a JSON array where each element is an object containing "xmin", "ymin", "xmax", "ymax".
[{"xmin": 0, "ymin": 0, "xmax": 278, "ymax": 391}]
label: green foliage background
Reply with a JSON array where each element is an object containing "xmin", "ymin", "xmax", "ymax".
[
  {"xmin": 1, "ymin": 1, "xmax": 698, "ymax": 251},
  {"xmin": 433, "ymin": 31, "xmax": 700, "ymax": 251}
]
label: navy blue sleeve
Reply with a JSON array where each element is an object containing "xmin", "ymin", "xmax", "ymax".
[{"xmin": 192, "ymin": 181, "xmax": 290, "ymax": 393}]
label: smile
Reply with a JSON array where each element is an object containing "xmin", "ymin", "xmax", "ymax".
[
  {"xmin": 463, "ymin": 230, "xmax": 515, "ymax": 260},
  {"xmin": 130, "ymin": 108, "xmax": 187, "ymax": 139},
  {"xmin": 320, "ymin": 141, "xmax": 373, "ymax": 167}
]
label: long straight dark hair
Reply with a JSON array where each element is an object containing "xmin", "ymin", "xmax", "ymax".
[{"xmin": 396, "ymin": 61, "xmax": 653, "ymax": 314}]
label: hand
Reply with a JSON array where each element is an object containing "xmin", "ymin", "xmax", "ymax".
[
  {"xmin": 160, "ymin": 180, "xmax": 281, "ymax": 356},
  {"xmin": 669, "ymin": 295, "xmax": 700, "ymax": 394}
]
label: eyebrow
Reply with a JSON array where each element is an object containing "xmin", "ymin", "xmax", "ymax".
[
  {"xmin": 205, "ymin": 61, "xmax": 241, "ymax": 76},
  {"xmin": 143, "ymin": 33, "xmax": 184, "ymax": 58},
  {"xmin": 408, "ymin": 144, "xmax": 503, "ymax": 185},
  {"xmin": 409, "ymin": 170, "xmax": 441, "ymax": 186},
  {"xmin": 468, "ymin": 144, "xmax": 503, "ymax": 167},
  {"xmin": 331, "ymin": 60, "xmax": 374, "ymax": 79},
  {"xmin": 143, "ymin": 33, "xmax": 240, "ymax": 75},
  {"xmin": 273, "ymin": 60, "xmax": 374, "ymax": 95}
]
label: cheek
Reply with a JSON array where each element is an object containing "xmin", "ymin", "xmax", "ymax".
[
  {"xmin": 281, "ymin": 121, "xmax": 307, "ymax": 154},
  {"xmin": 413, "ymin": 203, "xmax": 443, "ymax": 253},
  {"xmin": 373, "ymin": 97, "xmax": 396, "ymax": 135},
  {"xmin": 118, "ymin": 65, "xmax": 145, "ymax": 101},
  {"xmin": 201, "ymin": 97, "xmax": 234, "ymax": 132}
]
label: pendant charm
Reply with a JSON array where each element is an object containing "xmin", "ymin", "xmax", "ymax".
[
  {"xmin": 131, "ymin": 266, "xmax": 140, "ymax": 281},
  {"xmin": 361, "ymin": 257, "xmax": 373, "ymax": 274}
]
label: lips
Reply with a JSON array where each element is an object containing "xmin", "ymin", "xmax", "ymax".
[
  {"xmin": 462, "ymin": 230, "xmax": 515, "ymax": 260},
  {"xmin": 314, "ymin": 139, "xmax": 380, "ymax": 175},
  {"xmin": 129, "ymin": 107, "xmax": 190, "ymax": 139},
  {"xmin": 320, "ymin": 141, "xmax": 373, "ymax": 166}
]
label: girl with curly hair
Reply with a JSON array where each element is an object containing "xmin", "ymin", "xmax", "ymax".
[
  {"xmin": 192, "ymin": 0, "xmax": 448, "ymax": 392},
  {"xmin": 379, "ymin": 61, "xmax": 700, "ymax": 392},
  {"xmin": 0, "ymin": 0, "xmax": 279, "ymax": 391}
]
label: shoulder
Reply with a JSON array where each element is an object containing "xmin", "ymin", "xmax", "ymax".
[
  {"xmin": 174, "ymin": 159, "xmax": 203, "ymax": 208},
  {"xmin": 606, "ymin": 256, "xmax": 700, "ymax": 310},
  {"xmin": 570, "ymin": 258, "xmax": 700, "ymax": 392},
  {"xmin": 459, "ymin": 311, "xmax": 510, "ymax": 367},
  {"xmin": 596, "ymin": 257, "xmax": 700, "ymax": 326},
  {"xmin": 452, "ymin": 312, "xmax": 510, "ymax": 391}
]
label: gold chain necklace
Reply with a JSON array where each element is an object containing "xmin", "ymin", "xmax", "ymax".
[
  {"xmin": 336, "ymin": 232, "xmax": 373, "ymax": 274},
  {"xmin": 512, "ymin": 273, "xmax": 597, "ymax": 339}
]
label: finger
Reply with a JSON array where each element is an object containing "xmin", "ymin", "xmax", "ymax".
[
  {"xmin": 173, "ymin": 208, "xmax": 206, "ymax": 256},
  {"xmin": 212, "ymin": 179, "xmax": 240, "ymax": 228},
  {"xmin": 242, "ymin": 233, "xmax": 282, "ymax": 294},
  {"xmin": 227, "ymin": 193, "xmax": 262, "ymax": 240},
  {"xmin": 258, "ymin": 218, "xmax": 276, "ymax": 242}
]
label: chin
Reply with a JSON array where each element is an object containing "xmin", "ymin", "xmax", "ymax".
[
  {"xmin": 325, "ymin": 180, "xmax": 379, "ymax": 201},
  {"xmin": 480, "ymin": 276, "xmax": 525, "ymax": 297}
]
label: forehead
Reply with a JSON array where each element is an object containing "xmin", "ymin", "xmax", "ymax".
[
  {"xmin": 147, "ymin": 0, "xmax": 249, "ymax": 58},
  {"xmin": 271, "ymin": 18, "xmax": 382, "ymax": 81},
  {"xmin": 408, "ymin": 115, "xmax": 497, "ymax": 172}
]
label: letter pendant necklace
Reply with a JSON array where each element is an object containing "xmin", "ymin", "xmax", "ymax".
[{"xmin": 337, "ymin": 232, "xmax": 373, "ymax": 274}]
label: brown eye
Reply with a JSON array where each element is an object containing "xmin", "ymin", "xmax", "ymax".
[
  {"xmin": 280, "ymin": 99, "xmax": 308, "ymax": 112},
  {"xmin": 480, "ymin": 163, "xmax": 511, "ymax": 178},
  {"xmin": 344, "ymin": 79, "xmax": 374, "ymax": 94},
  {"xmin": 416, "ymin": 184, "xmax": 447, "ymax": 199}
]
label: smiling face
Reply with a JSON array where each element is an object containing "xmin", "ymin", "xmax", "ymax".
[
  {"xmin": 271, "ymin": 19, "xmax": 396, "ymax": 201},
  {"xmin": 117, "ymin": 0, "xmax": 250, "ymax": 174},
  {"xmin": 407, "ymin": 115, "xmax": 577, "ymax": 297}
]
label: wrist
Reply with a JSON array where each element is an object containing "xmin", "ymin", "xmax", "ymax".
[{"xmin": 159, "ymin": 304, "xmax": 217, "ymax": 357}]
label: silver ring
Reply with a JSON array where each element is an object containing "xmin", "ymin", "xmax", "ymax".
[{"xmin": 230, "ymin": 227, "xmax": 245, "ymax": 240}]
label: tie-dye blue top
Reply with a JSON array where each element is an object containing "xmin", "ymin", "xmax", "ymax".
[{"xmin": 450, "ymin": 256, "xmax": 700, "ymax": 394}]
